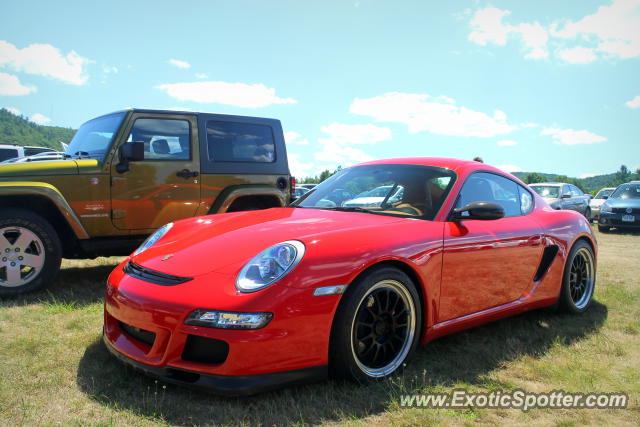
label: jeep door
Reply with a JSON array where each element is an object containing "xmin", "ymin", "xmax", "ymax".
[{"xmin": 110, "ymin": 113, "xmax": 201, "ymax": 230}]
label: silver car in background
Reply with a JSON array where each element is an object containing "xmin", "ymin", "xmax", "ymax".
[
  {"xmin": 589, "ymin": 187, "xmax": 616, "ymax": 222},
  {"xmin": 529, "ymin": 182, "xmax": 591, "ymax": 217}
]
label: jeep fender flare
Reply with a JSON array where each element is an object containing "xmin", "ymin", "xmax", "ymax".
[
  {"xmin": 207, "ymin": 185, "xmax": 287, "ymax": 214},
  {"xmin": 0, "ymin": 182, "xmax": 89, "ymax": 239}
]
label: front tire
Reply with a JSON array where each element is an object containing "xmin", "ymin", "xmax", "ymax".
[
  {"xmin": 558, "ymin": 240, "xmax": 596, "ymax": 314},
  {"xmin": 0, "ymin": 208, "xmax": 62, "ymax": 297},
  {"xmin": 329, "ymin": 267, "xmax": 422, "ymax": 382}
]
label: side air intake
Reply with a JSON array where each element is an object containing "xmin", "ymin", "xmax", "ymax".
[{"xmin": 533, "ymin": 245, "xmax": 559, "ymax": 282}]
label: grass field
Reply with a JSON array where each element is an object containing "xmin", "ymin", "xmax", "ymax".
[{"xmin": 0, "ymin": 227, "xmax": 638, "ymax": 426}]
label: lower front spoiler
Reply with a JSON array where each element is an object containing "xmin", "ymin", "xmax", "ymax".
[{"xmin": 103, "ymin": 335, "xmax": 328, "ymax": 396}]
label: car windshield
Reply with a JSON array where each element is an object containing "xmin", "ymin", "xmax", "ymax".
[
  {"xmin": 292, "ymin": 164, "xmax": 456, "ymax": 219},
  {"xmin": 530, "ymin": 185, "xmax": 560, "ymax": 198},
  {"xmin": 65, "ymin": 112, "xmax": 126, "ymax": 161},
  {"xmin": 595, "ymin": 189, "xmax": 614, "ymax": 199},
  {"xmin": 610, "ymin": 183, "xmax": 640, "ymax": 199}
]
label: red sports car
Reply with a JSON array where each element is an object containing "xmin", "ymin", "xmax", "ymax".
[{"xmin": 103, "ymin": 158, "xmax": 597, "ymax": 395}]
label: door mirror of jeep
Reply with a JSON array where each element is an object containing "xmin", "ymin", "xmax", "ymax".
[{"xmin": 116, "ymin": 141, "xmax": 145, "ymax": 173}]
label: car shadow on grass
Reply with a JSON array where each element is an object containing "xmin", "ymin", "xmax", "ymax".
[
  {"xmin": 0, "ymin": 259, "xmax": 122, "ymax": 308},
  {"xmin": 76, "ymin": 301, "xmax": 607, "ymax": 426}
]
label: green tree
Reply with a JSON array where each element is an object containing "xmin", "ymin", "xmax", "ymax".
[
  {"xmin": 615, "ymin": 165, "xmax": 631, "ymax": 184},
  {"xmin": 525, "ymin": 173, "xmax": 545, "ymax": 184}
]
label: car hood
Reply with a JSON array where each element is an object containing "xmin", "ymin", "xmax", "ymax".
[
  {"xmin": 0, "ymin": 158, "xmax": 99, "ymax": 177},
  {"xmin": 603, "ymin": 198, "xmax": 640, "ymax": 209},
  {"xmin": 132, "ymin": 207, "xmax": 410, "ymax": 278}
]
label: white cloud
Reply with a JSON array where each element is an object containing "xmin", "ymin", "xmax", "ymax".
[
  {"xmin": 625, "ymin": 95, "xmax": 640, "ymax": 108},
  {"xmin": 168, "ymin": 59, "xmax": 191, "ymax": 69},
  {"xmin": 0, "ymin": 72, "xmax": 36, "ymax": 95},
  {"xmin": 157, "ymin": 81, "xmax": 297, "ymax": 108},
  {"xmin": 580, "ymin": 173, "xmax": 597, "ymax": 178},
  {"xmin": 312, "ymin": 122, "xmax": 391, "ymax": 167},
  {"xmin": 556, "ymin": 46, "xmax": 598, "ymax": 64},
  {"xmin": 319, "ymin": 123, "xmax": 392, "ymax": 145},
  {"xmin": 541, "ymin": 127, "xmax": 607, "ymax": 145},
  {"xmin": 468, "ymin": 7, "xmax": 549, "ymax": 59},
  {"xmin": 195, "ymin": 73, "xmax": 208, "ymax": 79},
  {"xmin": 102, "ymin": 66, "xmax": 118, "ymax": 74},
  {"xmin": 350, "ymin": 92, "xmax": 516, "ymax": 137},
  {"xmin": 0, "ymin": 40, "xmax": 89, "ymax": 85},
  {"xmin": 469, "ymin": 1, "xmax": 640, "ymax": 62},
  {"xmin": 496, "ymin": 164, "xmax": 523, "ymax": 173},
  {"xmin": 284, "ymin": 131, "xmax": 310, "ymax": 145},
  {"xmin": 4, "ymin": 106, "xmax": 21, "ymax": 115},
  {"xmin": 552, "ymin": 0, "xmax": 640, "ymax": 59},
  {"xmin": 288, "ymin": 153, "xmax": 315, "ymax": 177},
  {"xmin": 496, "ymin": 139, "xmax": 518, "ymax": 146},
  {"xmin": 30, "ymin": 113, "xmax": 51, "ymax": 124}
]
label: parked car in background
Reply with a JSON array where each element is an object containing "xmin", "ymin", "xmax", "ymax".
[
  {"xmin": 343, "ymin": 185, "xmax": 404, "ymax": 208},
  {"xmin": 598, "ymin": 181, "xmax": 640, "ymax": 232},
  {"xmin": 298, "ymin": 184, "xmax": 317, "ymax": 190},
  {"xmin": 103, "ymin": 157, "xmax": 596, "ymax": 395},
  {"xmin": 1, "ymin": 151, "xmax": 66, "ymax": 164},
  {"xmin": 529, "ymin": 183, "xmax": 591, "ymax": 217},
  {"xmin": 0, "ymin": 144, "xmax": 56, "ymax": 162},
  {"xmin": 291, "ymin": 186, "xmax": 310, "ymax": 201},
  {"xmin": 589, "ymin": 187, "xmax": 616, "ymax": 222}
]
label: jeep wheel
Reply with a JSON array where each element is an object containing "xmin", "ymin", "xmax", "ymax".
[{"xmin": 0, "ymin": 208, "xmax": 62, "ymax": 296}]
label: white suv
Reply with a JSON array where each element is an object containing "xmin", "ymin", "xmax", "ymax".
[{"xmin": 0, "ymin": 144, "xmax": 55, "ymax": 162}]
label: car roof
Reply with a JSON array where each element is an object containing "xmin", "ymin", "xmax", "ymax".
[
  {"xmin": 529, "ymin": 182, "xmax": 567, "ymax": 186},
  {"xmin": 356, "ymin": 157, "xmax": 498, "ymax": 172},
  {"xmin": 96, "ymin": 108, "xmax": 277, "ymax": 122}
]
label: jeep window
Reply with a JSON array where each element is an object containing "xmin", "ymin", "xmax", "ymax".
[
  {"xmin": 206, "ymin": 121, "xmax": 275, "ymax": 163},
  {"xmin": 127, "ymin": 118, "xmax": 191, "ymax": 161},
  {"xmin": 66, "ymin": 112, "xmax": 126, "ymax": 160}
]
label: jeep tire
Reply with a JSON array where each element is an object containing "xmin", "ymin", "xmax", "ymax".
[{"xmin": 0, "ymin": 208, "xmax": 62, "ymax": 297}]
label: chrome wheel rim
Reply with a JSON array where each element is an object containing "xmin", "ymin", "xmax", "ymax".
[
  {"xmin": 350, "ymin": 280, "xmax": 416, "ymax": 377},
  {"xmin": 569, "ymin": 247, "xmax": 595, "ymax": 309},
  {"xmin": 0, "ymin": 226, "xmax": 45, "ymax": 287}
]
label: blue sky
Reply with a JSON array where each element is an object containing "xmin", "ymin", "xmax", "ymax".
[{"xmin": 1, "ymin": 0, "xmax": 638, "ymax": 178}]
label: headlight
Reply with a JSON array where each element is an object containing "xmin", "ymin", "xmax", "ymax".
[
  {"xmin": 185, "ymin": 310, "xmax": 273, "ymax": 329},
  {"xmin": 600, "ymin": 203, "xmax": 612, "ymax": 213},
  {"xmin": 133, "ymin": 222, "xmax": 173, "ymax": 256},
  {"xmin": 236, "ymin": 240, "xmax": 305, "ymax": 292}
]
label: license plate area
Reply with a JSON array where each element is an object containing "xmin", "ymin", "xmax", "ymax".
[{"xmin": 622, "ymin": 215, "xmax": 635, "ymax": 222}]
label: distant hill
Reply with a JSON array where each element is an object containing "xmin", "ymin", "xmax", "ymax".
[{"xmin": 0, "ymin": 108, "xmax": 76, "ymax": 150}]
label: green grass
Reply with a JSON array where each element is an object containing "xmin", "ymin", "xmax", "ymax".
[{"xmin": 0, "ymin": 228, "xmax": 638, "ymax": 426}]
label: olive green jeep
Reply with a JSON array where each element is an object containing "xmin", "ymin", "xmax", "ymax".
[{"xmin": 0, "ymin": 109, "xmax": 292, "ymax": 296}]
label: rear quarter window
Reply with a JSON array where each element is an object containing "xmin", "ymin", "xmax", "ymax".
[
  {"xmin": 206, "ymin": 121, "xmax": 275, "ymax": 163},
  {"xmin": 0, "ymin": 148, "xmax": 19, "ymax": 161}
]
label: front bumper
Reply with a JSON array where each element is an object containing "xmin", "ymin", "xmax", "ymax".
[
  {"xmin": 599, "ymin": 212, "xmax": 640, "ymax": 228},
  {"xmin": 104, "ymin": 335, "xmax": 327, "ymax": 396},
  {"xmin": 103, "ymin": 261, "xmax": 341, "ymax": 394}
]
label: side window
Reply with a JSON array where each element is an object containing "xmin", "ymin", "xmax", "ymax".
[
  {"xmin": 127, "ymin": 118, "xmax": 191, "ymax": 161},
  {"xmin": 518, "ymin": 185, "xmax": 534, "ymax": 215},
  {"xmin": 457, "ymin": 172, "xmax": 521, "ymax": 217},
  {"xmin": 206, "ymin": 121, "xmax": 275, "ymax": 163},
  {"xmin": 571, "ymin": 185, "xmax": 583, "ymax": 196},
  {"xmin": 562, "ymin": 185, "xmax": 571, "ymax": 197}
]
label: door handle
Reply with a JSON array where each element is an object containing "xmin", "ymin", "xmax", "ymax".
[{"xmin": 176, "ymin": 169, "xmax": 199, "ymax": 179}]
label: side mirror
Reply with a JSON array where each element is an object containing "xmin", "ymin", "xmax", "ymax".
[
  {"xmin": 561, "ymin": 193, "xmax": 572, "ymax": 199},
  {"xmin": 116, "ymin": 141, "xmax": 144, "ymax": 173},
  {"xmin": 452, "ymin": 201, "xmax": 505, "ymax": 221}
]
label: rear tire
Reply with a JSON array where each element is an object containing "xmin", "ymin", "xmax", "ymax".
[
  {"xmin": 329, "ymin": 266, "xmax": 422, "ymax": 382},
  {"xmin": 558, "ymin": 240, "xmax": 595, "ymax": 314},
  {"xmin": 597, "ymin": 225, "xmax": 610, "ymax": 233},
  {"xmin": 584, "ymin": 208, "xmax": 591, "ymax": 220},
  {"xmin": 0, "ymin": 208, "xmax": 61, "ymax": 297}
]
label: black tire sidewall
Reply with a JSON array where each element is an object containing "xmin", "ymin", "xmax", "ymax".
[
  {"xmin": 559, "ymin": 240, "xmax": 595, "ymax": 314},
  {"xmin": 329, "ymin": 266, "xmax": 422, "ymax": 382},
  {"xmin": 0, "ymin": 208, "xmax": 62, "ymax": 296}
]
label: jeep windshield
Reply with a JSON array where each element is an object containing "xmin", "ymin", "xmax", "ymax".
[
  {"xmin": 65, "ymin": 112, "xmax": 126, "ymax": 161},
  {"xmin": 291, "ymin": 164, "xmax": 456, "ymax": 220}
]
